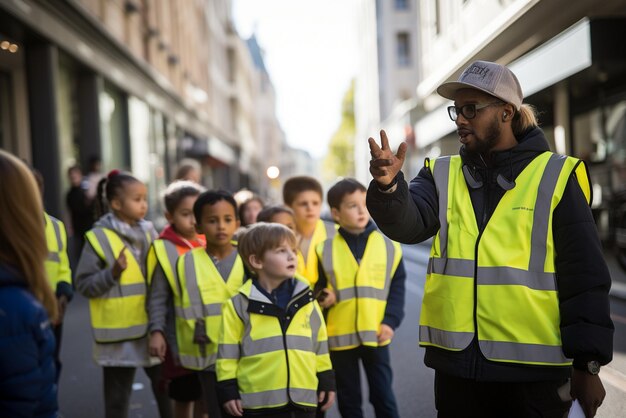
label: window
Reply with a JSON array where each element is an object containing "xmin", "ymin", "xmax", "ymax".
[
  {"xmin": 395, "ymin": 0, "xmax": 409, "ymax": 11},
  {"xmin": 397, "ymin": 32, "xmax": 411, "ymax": 67}
]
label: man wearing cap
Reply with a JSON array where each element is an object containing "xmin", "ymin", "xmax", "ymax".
[{"xmin": 366, "ymin": 60, "xmax": 613, "ymax": 417}]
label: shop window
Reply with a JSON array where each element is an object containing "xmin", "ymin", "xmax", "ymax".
[
  {"xmin": 395, "ymin": 0, "xmax": 409, "ymax": 11},
  {"xmin": 397, "ymin": 32, "xmax": 411, "ymax": 67}
]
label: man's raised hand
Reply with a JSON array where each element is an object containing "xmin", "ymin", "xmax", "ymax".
[{"xmin": 368, "ymin": 130, "xmax": 407, "ymax": 187}]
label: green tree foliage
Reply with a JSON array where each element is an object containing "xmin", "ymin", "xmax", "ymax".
[{"xmin": 323, "ymin": 80, "xmax": 355, "ymax": 179}]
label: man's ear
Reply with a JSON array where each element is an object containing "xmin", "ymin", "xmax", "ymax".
[
  {"xmin": 503, "ymin": 104, "xmax": 515, "ymax": 121},
  {"xmin": 164, "ymin": 211, "xmax": 173, "ymax": 224},
  {"xmin": 249, "ymin": 254, "xmax": 263, "ymax": 270},
  {"xmin": 330, "ymin": 207, "xmax": 341, "ymax": 223}
]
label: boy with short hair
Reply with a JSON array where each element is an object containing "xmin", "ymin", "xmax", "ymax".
[
  {"xmin": 147, "ymin": 180, "xmax": 206, "ymax": 418},
  {"xmin": 316, "ymin": 178, "xmax": 406, "ymax": 418},
  {"xmin": 217, "ymin": 223, "xmax": 336, "ymax": 418},
  {"xmin": 282, "ymin": 176, "xmax": 336, "ymax": 288},
  {"xmin": 176, "ymin": 190, "xmax": 249, "ymax": 418}
]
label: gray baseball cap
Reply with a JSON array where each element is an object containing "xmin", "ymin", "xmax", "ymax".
[{"xmin": 437, "ymin": 60, "xmax": 523, "ymax": 110}]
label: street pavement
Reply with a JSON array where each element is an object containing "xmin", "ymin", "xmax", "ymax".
[{"xmin": 58, "ymin": 242, "xmax": 626, "ymax": 417}]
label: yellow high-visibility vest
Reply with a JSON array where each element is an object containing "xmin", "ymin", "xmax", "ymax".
[
  {"xmin": 296, "ymin": 219, "xmax": 337, "ymax": 288},
  {"xmin": 146, "ymin": 239, "xmax": 187, "ymax": 298},
  {"xmin": 176, "ymin": 247, "xmax": 246, "ymax": 370},
  {"xmin": 419, "ymin": 152, "xmax": 591, "ymax": 366},
  {"xmin": 217, "ymin": 277, "xmax": 333, "ymax": 410},
  {"xmin": 317, "ymin": 230, "xmax": 402, "ymax": 350},
  {"xmin": 44, "ymin": 213, "xmax": 71, "ymax": 291},
  {"xmin": 85, "ymin": 228, "xmax": 151, "ymax": 343}
]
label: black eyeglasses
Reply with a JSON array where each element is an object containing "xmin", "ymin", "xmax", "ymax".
[{"xmin": 447, "ymin": 101, "xmax": 503, "ymax": 121}]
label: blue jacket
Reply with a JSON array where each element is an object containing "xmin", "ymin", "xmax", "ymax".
[{"xmin": 0, "ymin": 265, "xmax": 58, "ymax": 418}]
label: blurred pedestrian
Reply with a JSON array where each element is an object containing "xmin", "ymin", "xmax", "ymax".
[
  {"xmin": 85, "ymin": 155, "xmax": 104, "ymax": 201},
  {"xmin": 238, "ymin": 195, "xmax": 264, "ymax": 227},
  {"xmin": 367, "ymin": 60, "xmax": 614, "ymax": 418},
  {"xmin": 75, "ymin": 170, "xmax": 172, "ymax": 418},
  {"xmin": 66, "ymin": 164, "xmax": 94, "ymax": 262},
  {"xmin": 0, "ymin": 149, "xmax": 58, "ymax": 418},
  {"xmin": 175, "ymin": 159, "xmax": 202, "ymax": 184}
]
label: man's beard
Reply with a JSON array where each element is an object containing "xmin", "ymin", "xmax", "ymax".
[{"xmin": 465, "ymin": 116, "xmax": 501, "ymax": 156}]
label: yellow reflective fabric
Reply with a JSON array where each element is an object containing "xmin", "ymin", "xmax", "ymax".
[
  {"xmin": 176, "ymin": 247, "xmax": 245, "ymax": 370},
  {"xmin": 44, "ymin": 213, "xmax": 71, "ymax": 290},
  {"xmin": 574, "ymin": 160, "xmax": 592, "ymax": 205},
  {"xmin": 420, "ymin": 153, "xmax": 587, "ymax": 366},
  {"xmin": 318, "ymin": 231, "xmax": 402, "ymax": 350},
  {"xmin": 147, "ymin": 239, "xmax": 183, "ymax": 297},
  {"xmin": 217, "ymin": 278, "xmax": 332, "ymax": 410},
  {"xmin": 296, "ymin": 220, "xmax": 337, "ymax": 288},
  {"xmin": 85, "ymin": 228, "xmax": 148, "ymax": 343}
]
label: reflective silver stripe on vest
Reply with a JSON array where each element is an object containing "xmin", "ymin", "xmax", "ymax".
[
  {"xmin": 324, "ymin": 221, "xmax": 336, "ymax": 238},
  {"xmin": 419, "ymin": 325, "xmax": 474, "ymax": 350},
  {"xmin": 337, "ymin": 287, "xmax": 387, "ymax": 301},
  {"xmin": 479, "ymin": 340, "xmax": 569, "ymax": 364},
  {"xmin": 322, "ymin": 236, "xmax": 395, "ymax": 302},
  {"xmin": 95, "ymin": 282, "xmax": 147, "ymax": 299},
  {"xmin": 175, "ymin": 303, "xmax": 222, "ymax": 320},
  {"xmin": 329, "ymin": 331, "xmax": 378, "ymax": 348},
  {"xmin": 240, "ymin": 335, "xmax": 313, "ymax": 357},
  {"xmin": 47, "ymin": 252, "xmax": 61, "ymax": 262},
  {"xmin": 179, "ymin": 353, "xmax": 216, "ymax": 370},
  {"xmin": 93, "ymin": 324, "xmax": 147, "ymax": 341},
  {"xmin": 433, "ymin": 156, "xmax": 451, "ymax": 257},
  {"xmin": 321, "ymin": 240, "xmax": 337, "ymax": 292},
  {"xmin": 92, "ymin": 229, "xmax": 116, "ymax": 264},
  {"xmin": 218, "ymin": 343, "xmax": 240, "ymax": 360},
  {"xmin": 50, "ymin": 216, "xmax": 63, "ymax": 251},
  {"xmin": 241, "ymin": 388, "xmax": 317, "ymax": 409},
  {"xmin": 181, "ymin": 255, "xmax": 207, "ymax": 319},
  {"xmin": 161, "ymin": 240, "xmax": 182, "ymax": 295},
  {"xmin": 529, "ymin": 154, "xmax": 567, "ymax": 272},
  {"xmin": 427, "ymin": 257, "xmax": 474, "ymax": 277},
  {"xmin": 428, "ymin": 258, "xmax": 557, "ymax": 291}
]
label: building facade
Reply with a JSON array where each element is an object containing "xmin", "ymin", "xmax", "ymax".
[
  {"xmin": 0, "ymin": 0, "xmax": 276, "ymax": 220},
  {"xmin": 354, "ymin": 0, "xmax": 421, "ymax": 182}
]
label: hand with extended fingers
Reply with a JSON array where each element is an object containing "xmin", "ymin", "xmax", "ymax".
[{"xmin": 368, "ymin": 130, "xmax": 407, "ymax": 188}]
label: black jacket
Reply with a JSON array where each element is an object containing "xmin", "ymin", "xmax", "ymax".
[{"xmin": 366, "ymin": 127, "xmax": 614, "ymax": 382}]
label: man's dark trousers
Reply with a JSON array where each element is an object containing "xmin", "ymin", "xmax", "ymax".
[{"xmin": 330, "ymin": 345, "xmax": 399, "ymax": 418}]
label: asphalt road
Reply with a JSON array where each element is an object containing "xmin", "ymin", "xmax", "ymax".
[{"xmin": 58, "ymin": 243, "xmax": 626, "ymax": 417}]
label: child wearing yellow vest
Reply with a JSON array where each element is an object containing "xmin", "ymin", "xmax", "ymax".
[
  {"xmin": 316, "ymin": 179, "xmax": 406, "ymax": 418},
  {"xmin": 217, "ymin": 222, "xmax": 336, "ymax": 418},
  {"xmin": 175, "ymin": 190, "xmax": 248, "ymax": 418},
  {"xmin": 30, "ymin": 167, "xmax": 74, "ymax": 382},
  {"xmin": 282, "ymin": 176, "xmax": 337, "ymax": 289},
  {"xmin": 147, "ymin": 180, "xmax": 206, "ymax": 418},
  {"xmin": 75, "ymin": 170, "xmax": 172, "ymax": 418}
]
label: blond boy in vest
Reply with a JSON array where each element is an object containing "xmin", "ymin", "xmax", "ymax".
[
  {"xmin": 217, "ymin": 223, "xmax": 335, "ymax": 418},
  {"xmin": 316, "ymin": 179, "xmax": 406, "ymax": 418}
]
